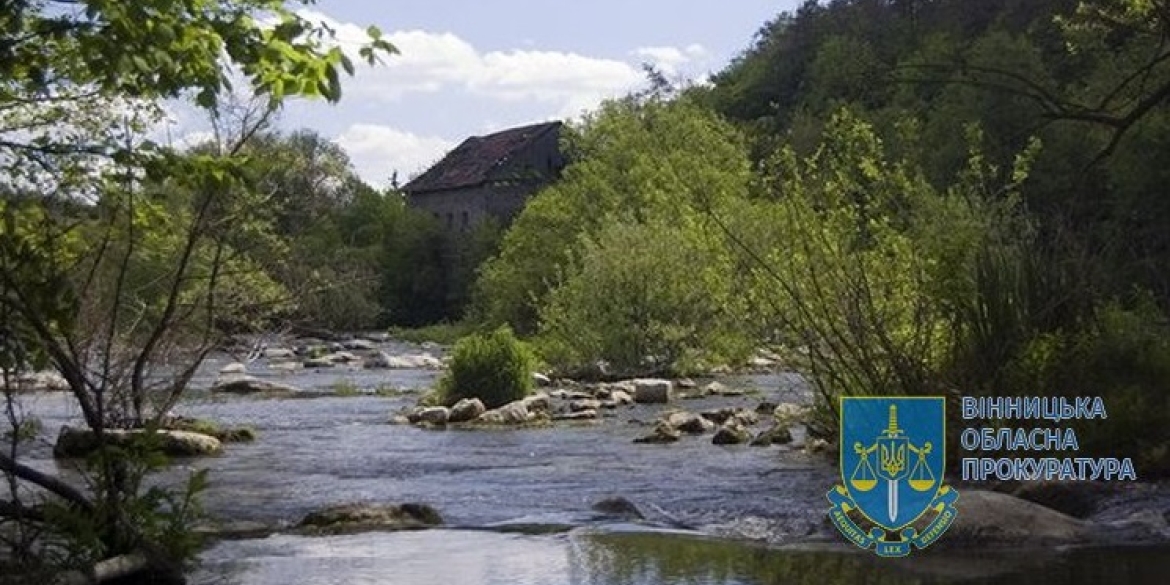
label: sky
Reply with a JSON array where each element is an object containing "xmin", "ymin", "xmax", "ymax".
[{"xmin": 164, "ymin": 0, "xmax": 801, "ymax": 187}]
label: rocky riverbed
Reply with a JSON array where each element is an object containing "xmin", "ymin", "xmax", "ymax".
[{"xmin": 8, "ymin": 335, "xmax": 1170, "ymax": 584}]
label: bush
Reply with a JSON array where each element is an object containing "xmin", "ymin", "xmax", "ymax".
[
  {"xmin": 537, "ymin": 219, "xmax": 751, "ymax": 376},
  {"xmin": 438, "ymin": 326, "xmax": 535, "ymax": 409},
  {"xmin": 1057, "ymin": 299, "xmax": 1170, "ymax": 477},
  {"xmin": 739, "ymin": 111, "xmax": 982, "ymax": 414},
  {"xmin": 984, "ymin": 296, "xmax": 1170, "ymax": 477}
]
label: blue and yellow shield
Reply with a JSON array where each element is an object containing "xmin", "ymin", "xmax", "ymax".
[{"xmin": 827, "ymin": 396, "xmax": 959, "ymax": 557}]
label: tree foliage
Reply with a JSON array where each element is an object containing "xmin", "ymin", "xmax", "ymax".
[
  {"xmin": 475, "ymin": 96, "xmax": 753, "ymax": 338},
  {"xmin": 538, "ymin": 218, "xmax": 750, "ymax": 376},
  {"xmin": 692, "ymin": 0, "xmax": 1170, "ymax": 469},
  {"xmin": 463, "ymin": 0, "xmax": 1170, "ymax": 473},
  {"xmin": 0, "ymin": 0, "xmax": 395, "ymax": 576}
]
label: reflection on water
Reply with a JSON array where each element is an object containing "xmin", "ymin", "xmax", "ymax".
[
  {"xmin": 193, "ymin": 528, "xmax": 1170, "ymax": 585},
  {"xmin": 571, "ymin": 530, "xmax": 1170, "ymax": 585}
]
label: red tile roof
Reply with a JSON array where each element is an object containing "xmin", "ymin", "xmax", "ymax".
[{"xmin": 403, "ymin": 121, "xmax": 562, "ymax": 194}]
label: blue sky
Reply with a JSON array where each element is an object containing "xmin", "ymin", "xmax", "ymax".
[{"xmin": 166, "ymin": 0, "xmax": 800, "ymax": 187}]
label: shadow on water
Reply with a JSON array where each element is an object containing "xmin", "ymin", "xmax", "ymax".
[{"xmin": 193, "ymin": 527, "xmax": 1170, "ymax": 585}]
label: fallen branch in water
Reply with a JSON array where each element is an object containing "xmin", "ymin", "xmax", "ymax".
[{"xmin": 0, "ymin": 453, "xmax": 93, "ymax": 513}]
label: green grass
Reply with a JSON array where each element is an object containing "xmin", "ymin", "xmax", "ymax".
[
  {"xmin": 373, "ymin": 384, "xmax": 416, "ymax": 397},
  {"xmin": 165, "ymin": 417, "xmax": 257, "ymax": 442},
  {"xmin": 332, "ymin": 379, "xmax": 362, "ymax": 396}
]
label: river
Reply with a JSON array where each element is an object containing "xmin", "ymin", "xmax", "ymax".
[{"xmin": 10, "ymin": 344, "xmax": 1170, "ymax": 584}]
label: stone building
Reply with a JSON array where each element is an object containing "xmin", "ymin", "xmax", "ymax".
[{"xmin": 403, "ymin": 121, "xmax": 565, "ymax": 231}]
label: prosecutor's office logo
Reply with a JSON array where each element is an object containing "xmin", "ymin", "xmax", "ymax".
[{"xmin": 827, "ymin": 397, "xmax": 959, "ymax": 557}]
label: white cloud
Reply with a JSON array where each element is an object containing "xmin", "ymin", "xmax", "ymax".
[
  {"xmin": 241, "ymin": 11, "xmax": 716, "ymax": 186},
  {"xmin": 333, "ymin": 123, "xmax": 455, "ymax": 188},
  {"xmin": 631, "ymin": 44, "xmax": 710, "ymax": 75},
  {"xmin": 633, "ymin": 46, "xmax": 686, "ymax": 65},
  {"xmin": 297, "ymin": 10, "xmax": 644, "ymax": 112}
]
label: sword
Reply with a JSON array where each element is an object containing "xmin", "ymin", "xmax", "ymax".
[
  {"xmin": 880, "ymin": 405, "xmax": 905, "ymax": 524},
  {"xmin": 887, "ymin": 478, "xmax": 898, "ymax": 523}
]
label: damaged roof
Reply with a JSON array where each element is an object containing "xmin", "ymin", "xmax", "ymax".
[{"xmin": 403, "ymin": 121, "xmax": 562, "ymax": 194}]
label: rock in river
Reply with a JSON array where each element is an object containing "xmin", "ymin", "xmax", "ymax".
[
  {"xmin": 219, "ymin": 362, "xmax": 247, "ymax": 375},
  {"xmin": 666, "ymin": 411, "xmax": 715, "ymax": 435},
  {"xmin": 1, "ymin": 370, "xmax": 69, "ymax": 392},
  {"xmin": 162, "ymin": 416, "xmax": 257, "ymax": 443},
  {"xmin": 54, "ymin": 426, "xmax": 222, "ymax": 459},
  {"xmin": 262, "ymin": 347, "xmax": 296, "ymax": 360},
  {"xmin": 703, "ymin": 381, "xmax": 747, "ymax": 396},
  {"xmin": 554, "ymin": 409, "xmax": 599, "ymax": 421},
  {"xmin": 634, "ymin": 422, "xmax": 681, "ymax": 444},
  {"xmin": 773, "ymin": 403, "xmax": 810, "ymax": 427},
  {"xmin": 303, "ymin": 356, "xmax": 335, "ymax": 368},
  {"xmin": 609, "ymin": 390, "xmax": 635, "ymax": 406},
  {"xmin": 364, "ymin": 352, "xmax": 419, "ymax": 369},
  {"xmin": 476, "ymin": 400, "xmax": 536, "ymax": 425},
  {"xmin": 569, "ymin": 399, "xmax": 603, "ymax": 413},
  {"xmin": 298, "ymin": 502, "xmax": 443, "ymax": 534},
  {"xmin": 702, "ymin": 408, "xmax": 759, "ymax": 426},
  {"xmin": 1011, "ymin": 480, "xmax": 1110, "ymax": 519},
  {"xmin": 944, "ymin": 490, "xmax": 1091, "ymax": 546},
  {"xmin": 625, "ymin": 378, "xmax": 670, "ymax": 404},
  {"xmin": 521, "ymin": 392, "xmax": 553, "ymax": 413},
  {"xmin": 342, "ymin": 338, "xmax": 378, "ymax": 351},
  {"xmin": 411, "ymin": 406, "xmax": 450, "ymax": 426},
  {"xmin": 364, "ymin": 352, "xmax": 444, "ymax": 369},
  {"xmin": 712, "ymin": 422, "xmax": 752, "ymax": 445},
  {"xmin": 750, "ymin": 424, "xmax": 793, "ymax": 447},
  {"xmin": 592, "ymin": 496, "xmax": 644, "ymax": 520},
  {"xmin": 328, "ymin": 351, "xmax": 362, "ymax": 363},
  {"xmin": 448, "ymin": 398, "xmax": 486, "ymax": 423},
  {"xmin": 211, "ymin": 376, "xmax": 300, "ymax": 396}
]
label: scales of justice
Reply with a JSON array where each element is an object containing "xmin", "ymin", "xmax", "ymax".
[{"xmin": 849, "ymin": 404, "xmax": 936, "ymax": 524}]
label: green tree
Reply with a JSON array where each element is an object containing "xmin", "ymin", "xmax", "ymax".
[
  {"xmin": 475, "ymin": 96, "xmax": 753, "ymax": 335},
  {"xmin": 217, "ymin": 127, "xmax": 393, "ymax": 331},
  {"xmin": 0, "ymin": 0, "xmax": 395, "ymax": 577},
  {"xmin": 538, "ymin": 218, "xmax": 750, "ymax": 376},
  {"xmin": 243, "ymin": 129, "xmax": 367, "ymax": 236},
  {"xmin": 716, "ymin": 110, "xmax": 1029, "ymax": 427},
  {"xmin": 377, "ymin": 202, "xmax": 449, "ymax": 327}
]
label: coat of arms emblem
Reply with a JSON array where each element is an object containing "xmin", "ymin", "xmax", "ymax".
[{"xmin": 827, "ymin": 397, "xmax": 959, "ymax": 556}]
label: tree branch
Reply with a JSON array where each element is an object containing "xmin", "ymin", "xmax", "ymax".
[{"xmin": 0, "ymin": 452, "xmax": 93, "ymax": 513}]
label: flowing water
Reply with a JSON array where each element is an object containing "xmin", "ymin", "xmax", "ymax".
[{"xmin": 10, "ymin": 345, "xmax": 1170, "ymax": 584}]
